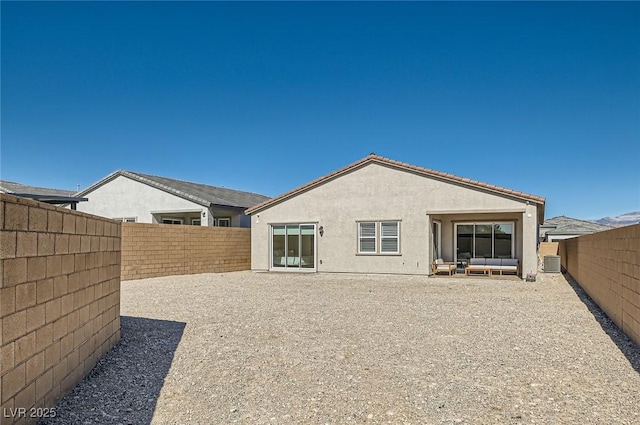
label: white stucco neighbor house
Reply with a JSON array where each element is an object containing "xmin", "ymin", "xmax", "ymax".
[
  {"xmin": 75, "ymin": 170, "xmax": 270, "ymax": 227},
  {"xmin": 245, "ymin": 154, "xmax": 545, "ymax": 277}
]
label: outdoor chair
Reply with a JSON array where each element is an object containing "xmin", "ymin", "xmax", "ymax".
[{"xmin": 432, "ymin": 258, "xmax": 457, "ymax": 275}]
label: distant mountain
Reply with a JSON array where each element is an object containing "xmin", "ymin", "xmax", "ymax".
[{"xmin": 594, "ymin": 211, "xmax": 640, "ymax": 227}]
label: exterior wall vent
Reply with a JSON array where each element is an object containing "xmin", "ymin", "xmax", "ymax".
[{"xmin": 544, "ymin": 255, "xmax": 561, "ymax": 273}]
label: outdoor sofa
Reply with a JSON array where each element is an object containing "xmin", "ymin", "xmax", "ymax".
[{"xmin": 464, "ymin": 258, "xmax": 520, "ymax": 276}]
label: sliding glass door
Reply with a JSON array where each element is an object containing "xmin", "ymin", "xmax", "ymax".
[
  {"xmin": 455, "ymin": 222, "xmax": 514, "ymax": 261},
  {"xmin": 271, "ymin": 224, "xmax": 316, "ymax": 270},
  {"xmin": 300, "ymin": 225, "xmax": 315, "ymax": 269}
]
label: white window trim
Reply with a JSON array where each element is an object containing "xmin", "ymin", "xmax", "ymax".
[
  {"xmin": 380, "ymin": 221, "xmax": 400, "ymax": 253},
  {"xmin": 358, "ymin": 222, "xmax": 377, "ymax": 253},
  {"xmin": 357, "ymin": 220, "xmax": 401, "ymax": 255},
  {"xmin": 191, "ymin": 219, "xmax": 201, "ymax": 226}
]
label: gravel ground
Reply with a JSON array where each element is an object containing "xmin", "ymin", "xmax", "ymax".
[{"xmin": 41, "ymin": 271, "xmax": 639, "ymax": 425}]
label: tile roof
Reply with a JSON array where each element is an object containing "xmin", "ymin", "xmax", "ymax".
[
  {"xmin": 0, "ymin": 180, "xmax": 76, "ymax": 197},
  {"xmin": 246, "ymin": 153, "xmax": 546, "ymax": 215},
  {"xmin": 542, "ymin": 216, "xmax": 614, "ymax": 235},
  {"xmin": 76, "ymin": 171, "xmax": 271, "ymax": 209}
]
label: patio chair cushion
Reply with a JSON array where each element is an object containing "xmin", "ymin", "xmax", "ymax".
[{"xmin": 433, "ymin": 259, "xmax": 456, "ymax": 274}]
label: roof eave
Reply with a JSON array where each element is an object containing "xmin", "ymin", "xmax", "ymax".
[
  {"xmin": 75, "ymin": 170, "xmax": 123, "ymax": 197},
  {"xmin": 10, "ymin": 194, "xmax": 88, "ymax": 204}
]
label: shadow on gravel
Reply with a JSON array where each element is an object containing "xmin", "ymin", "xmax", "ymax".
[
  {"xmin": 39, "ymin": 316, "xmax": 185, "ymax": 425},
  {"xmin": 563, "ymin": 272, "xmax": 640, "ymax": 374}
]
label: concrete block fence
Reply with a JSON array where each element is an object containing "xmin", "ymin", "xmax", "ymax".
[
  {"xmin": 120, "ymin": 223, "xmax": 251, "ymax": 281},
  {"xmin": 0, "ymin": 194, "xmax": 121, "ymax": 425},
  {"xmin": 559, "ymin": 224, "xmax": 640, "ymax": 346}
]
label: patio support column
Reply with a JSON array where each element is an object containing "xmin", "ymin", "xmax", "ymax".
[{"xmin": 521, "ymin": 204, "xmax": 539, "ymax": 279}]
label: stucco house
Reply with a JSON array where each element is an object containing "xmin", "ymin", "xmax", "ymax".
[
  {"xmin": 75, "ymin": 170, "xmax": 270, "ymax": 227},
  {"xmin": 246, "ymin": 154, "xmax": 545, "ymax": 277}
]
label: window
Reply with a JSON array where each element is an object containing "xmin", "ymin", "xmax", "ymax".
[
  {"xmin": 359, "ymin": 222, "xmax": 376, "ymax": 253},
  {"xmin": 191, "ymin": 219, "xmax": 201, "ymax": 226},
  {"xmin": 455, "ymin": 222, "xmax": 514, "ymax": 260},
  {"xmin": 380, "ymin": 222, "xmax": 399, "ymax": 253},
  {"xmin": 358, "ymin": 221, "xmax": 400, "ymax": 254},
  {"xmin": 162, "ymin": 218, "xmax": 183, "ymax": 225},
  {"xmin": 113, "ymin": 217, "xmax": 136, "ymax": 223},
  {"xmin": 216, "ymin": 218, "xmax": 231, "ymax": 227}
]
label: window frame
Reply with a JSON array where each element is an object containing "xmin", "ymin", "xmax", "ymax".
[
  {"xmin": 113, "ymin": 217, "xmax": 136, "ymax": 223},
  {"xmin": 357, "ymin": 220, "xmax": 401, "ymax": 255},
  {"xmin": 161, "ymin": 218, "xmax": 183, "ymax": 225},
  {"xmin": 358, "ymin": 222, "xmax": 377, "ymax": 253},
  {"xmin": 269, "ymin": 223, "xmax": 317, "ymax": 272},
  {"xmin": 380, "ymin": 221, "xmax": 400, "ymax": 254},
  {"xmin": 216, "ymin": 218, "xmax": 231, "ymax": 227}
]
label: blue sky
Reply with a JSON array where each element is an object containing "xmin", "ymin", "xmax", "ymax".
[{"xmin": 1, "ymin": 1, "xmax": 638, "ymax": 220}]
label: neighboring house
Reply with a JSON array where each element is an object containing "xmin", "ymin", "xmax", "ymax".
[
  {"xmin": 539, "ymin": 216, "xmax": 613, "ymax": 242},
  {"xmin": 74, "ymin": 170, "xmax": 270, "ymax": 227},
  {"xmin": 0, "ymin": 180, "xmax": 87, "ymax": 209},
  {"xmin": 245, "ymin": 154, "xmax": 545, "ymax": 278}
]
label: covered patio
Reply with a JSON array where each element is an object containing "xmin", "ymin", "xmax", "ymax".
[{"xmin": 427, "ymin": 209, "xmax": 539, "ymax": 278}]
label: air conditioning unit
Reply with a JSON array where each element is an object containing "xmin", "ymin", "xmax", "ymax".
[{"xmin": 544, "ymin": 255, "xmax": 561, "ymax": 273}]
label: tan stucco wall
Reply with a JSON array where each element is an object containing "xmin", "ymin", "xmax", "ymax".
[
  {"xmin": 76, "ymin": 176, "xmax": 205, "ymax": 223},
  {"xmin": 251, "ymin": 163, "xmax": 539, "ymax": 277}
]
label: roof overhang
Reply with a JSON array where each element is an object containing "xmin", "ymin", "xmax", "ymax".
[
  {"xmin": 9, "ymin": 193, "xmax": 88, "ymax": 210},
  {"xmin": 11, "ymin": 193, "xmax": 88, "ymax": 204}
]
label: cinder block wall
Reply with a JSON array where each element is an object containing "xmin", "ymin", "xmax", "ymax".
[
  {"xmin": 0, "ymin": 194, "xmax": 121, "ymax": 425},
  {"xmin": 559, "ymin": 224, "xmax": 640, "ymax": 346},
  {"xmin": 121, "ymin": 223, "xmax": 250, "ymax": 281}
]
